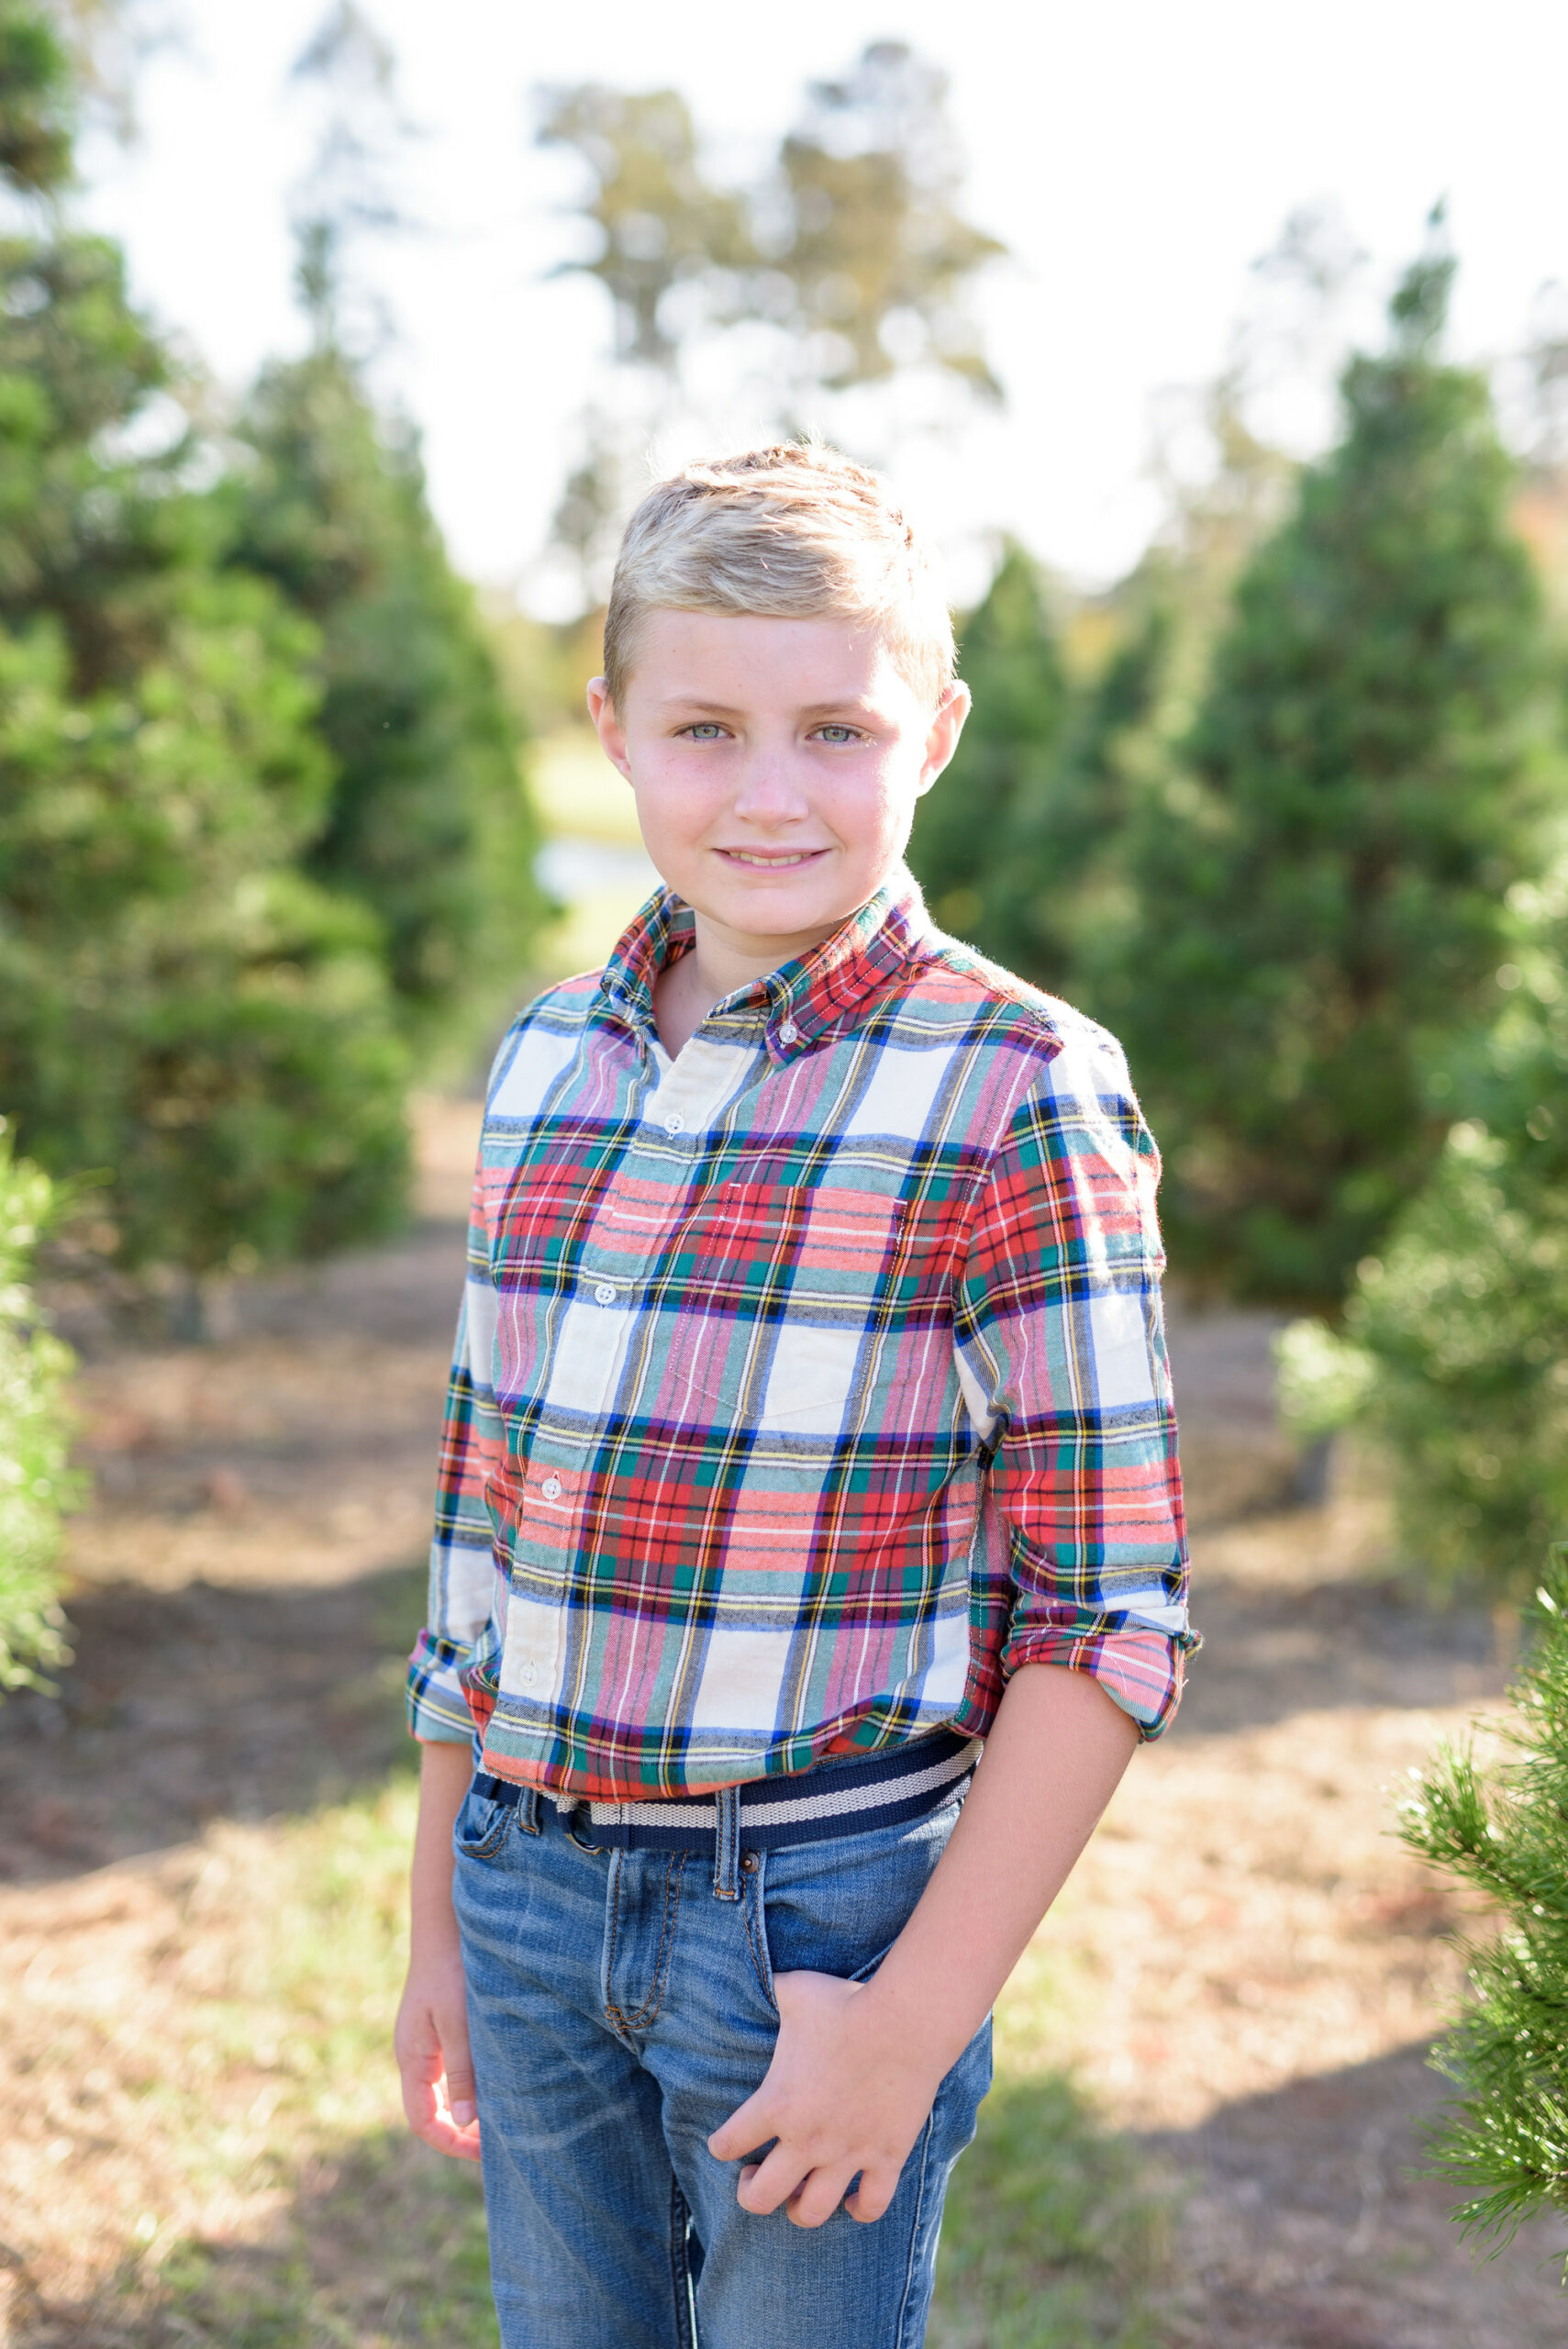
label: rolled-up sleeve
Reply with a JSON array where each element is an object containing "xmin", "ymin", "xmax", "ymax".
[
  {"xmin": 406, "ymin": 1188, "xmax": 505, "ymax": 1744},
  {"xmin": 954, "ymin": 1024, "xmax": 1195, "ymax": 1739}
]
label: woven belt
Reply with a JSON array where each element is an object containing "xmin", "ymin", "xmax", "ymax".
[{"xmin": 472, "ymin": 1728, "xmax": 981, "ymax": 1854}]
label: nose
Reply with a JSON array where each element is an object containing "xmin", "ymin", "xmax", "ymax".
[{"xmin": 730, "ymin": 742, "xmax": 810, "ymax": 829}]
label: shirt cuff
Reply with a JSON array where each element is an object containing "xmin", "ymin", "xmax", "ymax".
[
  {"xmin": 406, "ymin": 1630, "xmax": 479, "ymax": 1743},
  {"xmin": 1003, "ymin": 1622, "xmax": 1195, "ymax": 1740}
]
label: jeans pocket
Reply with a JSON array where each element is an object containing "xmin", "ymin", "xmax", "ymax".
[
  {"xmin": 452, "ymin": 1780, "xmax": 515, "ymax": 1861},
  {"xmin": 757, "ymin": 1796, "xmax": 962, "ymax": 1997}
]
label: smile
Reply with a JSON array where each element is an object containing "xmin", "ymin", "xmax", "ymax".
[{"xmin": 717, "ymin": 849, "xmax": 828, "ymax": 867}]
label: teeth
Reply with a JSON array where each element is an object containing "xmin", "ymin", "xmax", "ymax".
[{"xmin": 725, "ymin": 852, "xmax": 812, "ymax": 866}]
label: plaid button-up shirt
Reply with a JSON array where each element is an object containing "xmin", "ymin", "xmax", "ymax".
[{"xmin": 407, "ymin": 877, "xmax": 1194, "ymax": 1798}]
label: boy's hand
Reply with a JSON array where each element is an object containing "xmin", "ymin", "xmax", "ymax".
[
  {"xmin": 395, "ymin": 1951, "xmax": 482, "ymax": 2162},
  {"xmin": 706, "ymin": 1970, "xmax": 948, "ymax": 2228}
]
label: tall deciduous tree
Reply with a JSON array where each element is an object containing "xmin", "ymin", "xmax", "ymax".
[
  {"xmin": 1112, "ymin": 243, "xmax": 1563, "ymax": 1306},
  {"xmin": 537, "ymin": 42, "xmax": 1003, "ymax": 606}
]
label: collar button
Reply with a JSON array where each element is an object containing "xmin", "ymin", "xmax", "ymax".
[{"xmin": 777, "ymin": 1019, "xmax": 800, "ymax": 1045}]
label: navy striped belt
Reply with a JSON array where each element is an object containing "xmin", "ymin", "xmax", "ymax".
[{"xmin": 472, "ymin": 1727, "xmax": 981, "ymax": 1854}]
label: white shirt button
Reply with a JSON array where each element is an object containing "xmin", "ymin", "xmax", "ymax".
[
  {"xmin": 663, "ymin": 1112, "xmax": 684, "ymax": 1134},
  {"xmin": 778, "ymin": 1019, "xmax": 799, "ymax": 1044},
  {"xmin": 594, "ymin": 1281, "xmax": 617, "ymax": 1305},
  {"xmin": 518, "ymin": 1664, "xmax": 538, "ymax": 1687},
  {"xmin": 541, "ymin": 1475, "xmax": 562, "ymax": 1499}
]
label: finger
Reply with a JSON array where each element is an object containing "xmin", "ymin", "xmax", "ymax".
[
  {"xmin": 708, "ymin": 2088, "xmax": 773, "ymax": 2163},
  {"xmin": 785, "ymin": 2165, "xmax": 855, "ymax": 2231},
  {"xmin": 736, "ymin": 2141, "xmax": 810, "ymax": 2216},
  {"xmin": 844, "ymin": 2160, "xmax": 900, "ymax": 2225}
]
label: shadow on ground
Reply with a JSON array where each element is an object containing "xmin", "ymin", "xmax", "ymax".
[
  {"xmin": 1145, "ymin": 2042, "xmax": 1568, "ymax": 2349},
  {"xmin": 11, "ymin": 2127, "xmax": 496, "ymax": 2349},
  {"xmin": 0, "ymin": 1560, "xmax": 427, "ymax": 1886}
]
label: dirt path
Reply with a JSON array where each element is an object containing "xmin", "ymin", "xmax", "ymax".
[{"xmin": 3, "ymin": 1101, "xmax": 1564, "ymax": 2344}]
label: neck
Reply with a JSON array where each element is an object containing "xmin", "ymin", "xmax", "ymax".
[{"xmin": 653, "ymin": 907, "xmax": 839, "ymax": 1060}]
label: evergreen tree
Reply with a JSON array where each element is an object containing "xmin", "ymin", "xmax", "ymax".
[
  {"xmin": 906, "ymin": 541, "xmax": 1068, "ymax": 943},
  {"xmin": 1113, "ymin": 242, "xmax": 1562, "ymax": 1306},
  {"xmin": 1278, "ymin": 884, "xmax": 1568, "ymax": 1599},
  {"xmin": 0, "ymin": 1128, "xmax": 79, "ymax": 1691},
  {"xmin": 0, "ymin": 3, "xmax": 409, "ymax": 1286},
  {"xmin": 1399, "ymin": 1547, "xmax": 1568, "ymax": 2258},
  {"xmin": 225, "ymin": 278, "xmax": 548, "ymax": 1043},
  {"xmin": 984, "ymin": 589, "xmax": 1174, "ymax": 999}
]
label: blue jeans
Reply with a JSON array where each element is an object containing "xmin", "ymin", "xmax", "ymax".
[{"xmin": 452, "ymin": 1771, "xmax": 992, "ymax": 2349}]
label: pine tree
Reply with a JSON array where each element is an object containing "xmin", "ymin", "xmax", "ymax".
[
  {"xmin": 1399, "ymin": 1546, "xmax": 1568, "ymax": 2257},
  {"xmin": 984, "ymin": 589, "xmax": 1173, "ymax": 999},
  {"xmin": 906, "ymin": 542, "xmax": 1069, "ymax": 941},
  {"xmin": 225, "ymin": 282, "xmax": 548, "ymax": 1046},
  {"xmin": 0, "ymin": 1128, "xmax": 79, "ymax": 1691},
  {"xmin": 1115, "ymin": 240, "xmax": 1561, "ymax": 1306},
  {"xmin": 1277, "ymin": 880, "xmax": 1568, "ymax": 1599},
  {"xmin": 0, "ymin": 3, "xmax": 409, "ymax": 1286}
]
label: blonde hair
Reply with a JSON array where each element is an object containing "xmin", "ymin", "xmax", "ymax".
[{"xmin": 601, "ymin": 442, "xmax": 955, "ymax": 709}]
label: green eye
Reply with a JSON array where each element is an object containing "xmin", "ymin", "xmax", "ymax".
[
  {"xmin": 817, "ymin": 725, "xmax": 858, "ymax": 743},
  {"xmin": 684, "ymin": 723, "xmax": 725, "ymax": 740}
]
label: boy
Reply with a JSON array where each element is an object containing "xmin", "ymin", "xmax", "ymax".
[{"xmin": 395, "ymin": 443, "xmax": 1193, "ymax": 2349}]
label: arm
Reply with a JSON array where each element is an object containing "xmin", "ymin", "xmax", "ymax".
[
  {"xmin": 708, "ymin": 1660, "xmax": 1136, "ymax": 2224},
  {"xmin": 398, "ymin": 1119, "xmax": 508, "ymax": 2157},
  {"xmin": 395, "ymin": 1739, "xmax": 482, "ymax": 2161},
  {"xmin": 710, "ymin": 1032, "xmax": 1191, "ymax": 2226}
]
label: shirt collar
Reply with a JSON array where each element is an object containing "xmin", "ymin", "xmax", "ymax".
[{"xmin": 596, "ymin": 871, "xmax": 930, "ymax": 1063}]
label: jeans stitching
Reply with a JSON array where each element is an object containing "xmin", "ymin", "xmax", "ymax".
[
  {"xmin": 453, "ymin": 1793, "xmax": 513, "ymax": 1862},
  {"xmin": 670, "ymin": 2175, "xmax": 696, "ymax": 2349},
  {"xmin": 606, "ymin": 1854, "xmax": 684, "ymax": 2033},
  {"xmin": 893, "ymin": 2105, "xmax": 938, "ymax": 2349},
  {"xmin": 742, "ymin": 1865, "xmax": 778, "ymax": 2014}
]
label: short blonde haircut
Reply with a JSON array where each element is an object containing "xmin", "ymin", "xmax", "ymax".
[{"xmin": 602, "ymin": 442, "xmax": 955, "ymax": 709}]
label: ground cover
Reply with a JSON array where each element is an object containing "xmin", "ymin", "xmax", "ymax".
[{"xmin": 3, "ymin": 1100, "xmax": 1565, "ymax": 2346}]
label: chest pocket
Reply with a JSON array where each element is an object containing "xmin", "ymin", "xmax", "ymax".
[{"xmin": 673, "ymin": 1181, "xmax": 943, "ymax": 1433}]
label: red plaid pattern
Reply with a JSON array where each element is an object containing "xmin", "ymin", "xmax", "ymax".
[{"xmin": 407, "ymin": 878, "xmax": 1195, "ymax": 1798}]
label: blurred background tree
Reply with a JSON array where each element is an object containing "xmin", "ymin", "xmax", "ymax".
[
  {"xmin": 904, "ymin": 540, "xmax": 1070, "ymax": 941},
  {"xmin": 224, "ymin": 3, "xmax": 548, "ymax": 1053},
  {"xmin": 0, "ymin": 0, "xmax": 411, "ymax": 1298},
  {"xmin": 1106, "ymin": 238, "xmax": 1563, "ymax": 1308},
  {"xmin": 1278, "ymin": 866, "xmax": 1568, "ymax": 1598},
  {"xmin": 0, "ymin": 1127, "xmax": 79, "ymax": 1688},
  {"xmin": 0, "ymin": 0, "xmax": 555, "ymax": 1315},
  {"xmin": 536, "ymin": 39, "xmax": 1004, "ymax": 608}
]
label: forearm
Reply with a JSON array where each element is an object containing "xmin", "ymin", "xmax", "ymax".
[
  {"xmin": 864, "ymin": 1663, "xmax": 1138, "ymax": 2071},
  {"xmin": 409, "ymin": 1738, "xmax": 474, "ymax": 1963}
]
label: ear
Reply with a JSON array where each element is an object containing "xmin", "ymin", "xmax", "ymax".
[
  {"xmin": 587, "ymin": 676, "xmax": 634, "ymax": 784},
  {"xmin": 915, "ymin": 681, "xmax": 972, "ymax": 798}
]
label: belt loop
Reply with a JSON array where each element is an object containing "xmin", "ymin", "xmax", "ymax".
[
  {"xmin": 520, "ymin": 1784, "xmax": 541, "ymax": 1836},
  {"xmin": 713, "ymin": 1785, "xmax": 741, "ymax": 1900}
]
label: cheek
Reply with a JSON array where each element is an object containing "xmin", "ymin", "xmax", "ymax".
[{"xmin": 632, "ymin": 756, "xmax": 723, "ymax": 842}]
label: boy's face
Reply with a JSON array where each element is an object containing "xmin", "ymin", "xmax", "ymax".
[{"xmin": 588, "ymin": 609, "xmax": 968, "ymax": 969}]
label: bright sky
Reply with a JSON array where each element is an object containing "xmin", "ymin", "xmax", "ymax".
[{"xmin": 81, "ymin": 0, "xmax": 1568, "ymax": 606}]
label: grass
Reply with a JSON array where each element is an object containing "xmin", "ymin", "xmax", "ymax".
[
  {"xmin": 15, "ymin": 1772, "xmax": 1171, "ymax": 2347},
  {"xmin": 930, "ymin": 2073, "xmax": 1175, "ymax": 2349}
]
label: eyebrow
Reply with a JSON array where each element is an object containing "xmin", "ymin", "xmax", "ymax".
[{"xmin": 654, "ymin": 696, "xmax": 880, "ymax": 720}]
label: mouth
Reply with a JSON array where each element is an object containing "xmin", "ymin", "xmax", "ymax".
[{"xmin": 714, "ymin": 848, "xmax": 830, "ymax": 869}]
